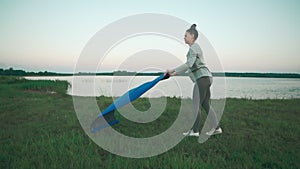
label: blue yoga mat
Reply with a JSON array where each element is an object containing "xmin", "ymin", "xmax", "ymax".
[{"xmin": 91, "ymin": 73, "xmax": 170, "ymax": 133}]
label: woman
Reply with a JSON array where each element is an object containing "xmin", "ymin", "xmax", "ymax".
[{"xmin": 165, "ymin": 24, "xmax": 222, "ymax": 137}]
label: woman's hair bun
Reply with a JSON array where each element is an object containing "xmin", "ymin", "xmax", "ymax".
[
  {"xmin": 190, "ymin": 24, "xmax": 197, "ymax": 30},
  {"xmin": 186, "ymin": 23, "xmax": 198, "ymax": 40}
]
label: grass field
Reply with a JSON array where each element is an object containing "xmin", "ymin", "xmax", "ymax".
[{"xmin": 0, "ymin": 76, "xmax": 299, "ymax": 169}]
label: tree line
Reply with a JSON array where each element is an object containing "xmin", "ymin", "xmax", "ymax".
[{"xmin": 0, "ymin": 67, "xmax": 299, "ymax": 78}]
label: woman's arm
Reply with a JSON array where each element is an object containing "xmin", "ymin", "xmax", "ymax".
[{"xmin": 166, "ymin": 48, "xmax": 197, "ymax": 76}]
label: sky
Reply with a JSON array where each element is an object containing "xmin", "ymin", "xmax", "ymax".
[{"xmin": 0, "ymin": 0, "xmax": 299, "ymax": 73}]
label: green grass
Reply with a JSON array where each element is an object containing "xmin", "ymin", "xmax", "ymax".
[{"xmin": 0, "ymin": 76, "xmax": 299, "ymax": 169}]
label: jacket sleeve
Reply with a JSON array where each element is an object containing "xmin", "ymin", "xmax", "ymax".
[{"xmin": 174, "ymin": 48, "xmax": 197, "ymax": 74}]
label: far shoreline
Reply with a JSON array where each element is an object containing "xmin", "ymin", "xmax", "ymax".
[{"xmin": 1, "ymin": 68, "xmax": 300, "ymax": 78}]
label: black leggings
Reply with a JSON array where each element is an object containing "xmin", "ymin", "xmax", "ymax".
[{"xmin": 192, "ymin": 76, "xmax": 218, "ymax": 132}]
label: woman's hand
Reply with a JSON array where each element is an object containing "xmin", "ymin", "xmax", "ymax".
[{"xmin": 165, "ymin": 69, "xmax": 176, "ymax": 76}]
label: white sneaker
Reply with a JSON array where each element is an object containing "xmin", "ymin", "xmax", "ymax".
[
  {"xmin": 189, "ymin": 131, "xmax": 200, "ymax": 137},
  {"xmin": 206, "ymin": 127, "xmax": 222, "ymax": 136},
  {"xmin": 183, "ymin": 130, "xmax": 192, "ymax": 136},
  {"xmin": 213, "ymin": 127, "xmax": 222, "ymax": 135},
  {"xmin": 183, "ymin": 130, "xmax": 199, "ymax": 137}
]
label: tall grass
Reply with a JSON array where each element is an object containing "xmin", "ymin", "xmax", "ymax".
[
  {"xmin": 0, "ymin": 76, "xmax": 69, "ymax": 95},
  {"xmin": 19, "ymin": 80, "xmax": 69, "ymax": 94}
]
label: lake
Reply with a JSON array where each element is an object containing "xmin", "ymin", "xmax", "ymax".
[{"xmin": 25, "ymin": 76, "xmax": 300, "ymax": 99}]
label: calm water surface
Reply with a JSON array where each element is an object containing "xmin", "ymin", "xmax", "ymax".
[{"xmin": 25, "ymin": 76, "xmax": 300, "ymax": 99}]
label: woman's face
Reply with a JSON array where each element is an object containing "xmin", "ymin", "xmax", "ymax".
[{"xmin": 184, "ymin": 32, "xmax": 194, "ymax": 45}]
